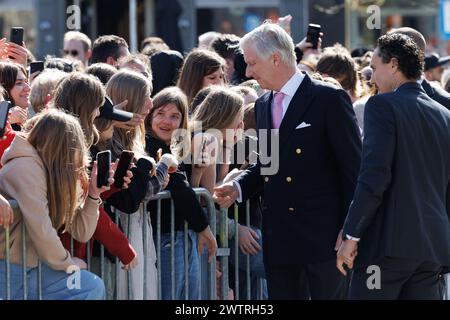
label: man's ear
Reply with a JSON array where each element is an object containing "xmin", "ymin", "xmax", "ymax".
[
  {"xmin": 390, "ymin": 57, "xmax": 399, "ymax": 73},
  {"xmin": 86, "ymin": 49, "xmax": 92, "ymax": 60},
  {"xmin": 272, "ymin": 52, "xmax": 281, "ymax": 67},
  {"xmin": 106, "ymin": 56, "xmax": 117, "ymax": 66}
]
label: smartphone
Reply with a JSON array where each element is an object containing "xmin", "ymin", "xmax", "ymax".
[
  {"xmin": 10, "ymin": 27, "xmax": 24, "ymax": 46},
  {"xmin": 306, "ymin": 23, "xmax": 321, "ymax": 49},
  {"xmin": 113, "ymin": 150, "xmax": 134, "ymax": 188},
  {"xmin": 136, "ymin": 157, "xmax": 154, "ymax": 175},
  {"xmin": 30, "ymin": 61, "xmax": 44, "ymax": 74},
  {"xmin": 96, "ymin": 150, "xmax": 111, "ymax": 188},
  {"xmin": 0, "ymin": 101, "xmax": 12, "ymax": 138}
]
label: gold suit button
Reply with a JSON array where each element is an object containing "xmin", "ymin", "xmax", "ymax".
[
  {"xmin": 296, "ymin": 148, "xmax": 302, "ymax": 154},
  {"xmin": 264, "ymin": 177, "xmax": 269, "ymax": 182},
  {"xmin": 286, "ymin": 177, "xmax": 292, "ymax": 183},
  {"xmin": 288, "ymin": 207, "xmax": 295, "ymax": 212}
]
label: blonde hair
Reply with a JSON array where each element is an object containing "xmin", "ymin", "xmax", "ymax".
[
  {"xmin": 190, "ymin": 86, "xmax": 244, "ymax": 132},
  {"xmin": 53, "ymin": 72, "xmax": 105, "ymax": 148},
  {"xmin": 107, "ymin": 69, "xmax": 151, "ymax": 156},
  {"xmin": 24, "ymin": 109, "xmax": 90, "ymax": 231},
  {"xmin": 30, "ymin": 69, "xmax": 67, "ymax": 113},
  {"xmin": 64, "ymin": 31, "xmax": 92, "ymax": 52}
]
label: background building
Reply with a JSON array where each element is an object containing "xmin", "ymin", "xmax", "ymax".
[{"xmin": 0, "ymin": 0, "xmax": 448, "ymax": 59}]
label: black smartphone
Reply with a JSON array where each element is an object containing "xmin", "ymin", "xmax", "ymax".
[
  {"xmin": 10, "ymin": 27, "xmax": 24, "ymax": 46},
  {"xmin": 30, "ymin": 61, "xmax": 44, "ymax": 74},
  {"xmin": 136, "ymin": 157, "xmax": 154, "ymax": 175},
  {"xmin": 306, "ymin": 23, "xmax": 321, "ymax": 49},
  {"xmin": 96, "ymin": 150, "xmax": 111, "ymax": 188},
  {"xmin": 0, "ymin": 101, "xmax": 12, "ymax": 138},
  {"xmin": 114, "ymin": 150, "xmax": 134, "ymax": 188}
]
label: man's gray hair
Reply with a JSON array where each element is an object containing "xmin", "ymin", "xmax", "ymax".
[{"xmin": 240, "ymin": 23, "xmax": 297, "ymax": 68}]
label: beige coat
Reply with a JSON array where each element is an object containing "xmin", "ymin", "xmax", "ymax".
[{"xmin": 0, "ymin": 135, "xmax": 100, "ymax": 271}]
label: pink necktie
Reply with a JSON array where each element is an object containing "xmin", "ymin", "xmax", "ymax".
[{"xmin": 272, "ymin": 91, "xmax": 285, "ymax": 129}]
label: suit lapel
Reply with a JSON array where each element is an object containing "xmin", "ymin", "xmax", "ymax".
[
  {"xmin": 279, "ymin": 74, "xmax": 315, "ymax": 148},
  {"xmin": 256, "ymin": 92, "xmax": 272, "ymax": 131}
]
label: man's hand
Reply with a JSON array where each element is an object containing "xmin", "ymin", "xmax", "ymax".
[
  {"xmin": 238, "ymin": 225, "xmax": 262, "ymax": 256},
  {"xmin": 296, "ymin": 34, "xmax": 323, "ymax": 59},
  {"xmin": 336, "ymin": 239, "xmax": 358, "ymax": 276},
  {"xmin": 198, "ymin": 226, "xmax": 217, "ymax": 263},
  {"xmin": 334, "ymin": 229, "xmax": 343, "ymax": 251},
  {"xmin": 213, "ymin": 182, "xmax": 238, "ymax": 208}
]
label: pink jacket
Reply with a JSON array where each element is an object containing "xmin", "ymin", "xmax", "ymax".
[{"xmin": 0, "ymin": 135, "xmax": 100, "ymax": 271}]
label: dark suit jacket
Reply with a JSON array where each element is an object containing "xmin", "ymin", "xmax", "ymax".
[
  {"xmin": 343, "ymin": 82, "xmax": 450, "ymax": 269},
  {"xmin": 422, "ymin": 79, "xmax": 450, "ymax": 110},
  {"xmin": 235, "ymin": 73, "xmax": 362, "ymax": 266}
]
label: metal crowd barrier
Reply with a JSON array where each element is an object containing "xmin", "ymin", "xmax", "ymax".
[
  {"xmin": 3, "ymin": 194, "xmax": 449, "ymax": 300},
  {"xmin": 1, "ymin": 188, "xmax": 268, "ymax": 300}
]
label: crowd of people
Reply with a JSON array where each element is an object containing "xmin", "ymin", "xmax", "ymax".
[{"xmin": 0, "ymin": 14, "xmax": 449, "ymax": 300}]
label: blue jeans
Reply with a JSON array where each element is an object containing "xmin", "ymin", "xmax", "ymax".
[
  {"xmin": 157, "ymin": 230, "xmax": 200, "ymax": 300},
  {"xmin": 229, "ymin": 227, "xmax": 268, "ymax": 300},
  {"xmin": 0, "ymin": 261, "xmax": 105, "ymax": 300}
]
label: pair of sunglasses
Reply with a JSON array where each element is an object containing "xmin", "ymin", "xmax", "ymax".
[{"xmin": 63, "ymin": 49, "xmax": 79, "ymax": 57}]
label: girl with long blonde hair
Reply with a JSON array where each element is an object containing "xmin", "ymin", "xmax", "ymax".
[{"xmin": 0, "ymin": 109, "xmax": 112, "ymax": 299}]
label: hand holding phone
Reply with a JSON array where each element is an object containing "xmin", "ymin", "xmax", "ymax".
[
  {"xmin": 306, "ymin": 24, "xmax": 321, "ymax": 50},
  {"xmin": 96, "ymin": 150, "xmax": 111, "ymax": 188},
  {"xmin": 10, "ymin": 27, "xmax": 24, "ymax": 46},
  {"xmin": 114, "ymin": 150, "xmax": 134, "ymax": 188},
  {"xmin": 0, "ymin": 101, "xmax": 12, "ymax": 138}
]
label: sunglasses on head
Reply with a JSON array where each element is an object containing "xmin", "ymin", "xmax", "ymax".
[{"xmin": 63, "ymin": 49, "xmax": 79, "ymax": 57}]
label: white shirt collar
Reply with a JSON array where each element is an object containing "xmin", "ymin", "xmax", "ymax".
[{"xmin": 275, "ymin": 69, "xmax": 304, "ymax": 98}]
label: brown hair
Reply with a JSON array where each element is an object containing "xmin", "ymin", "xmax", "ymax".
[
  {"xmin": 146, "ymin": 86, "xmax": 188, "ymax": 133},
  {"xmin": 24, "ymin": 109, "xmax": 90, "ymax": 230},
  {"xmin": 177, "ymin": 49, "xmax": 226, "ymax": 105},
  {"xmin": 316, "ymin": 44, "xmax": 358, "ymax": 92},
  {"xmin": 0, "ymin": 61, "xmax": 28, "ymax": 106},
  {"xmin": 53, "ymin": 72, "xmax": 105, "ymax": 147},
  {"xmin": 85, "ymin": 63, "xmax": 117, "ymax": 85},
  {"xmin": 141, "ymin": 36, "xmax": 170, "ymax": 55}
]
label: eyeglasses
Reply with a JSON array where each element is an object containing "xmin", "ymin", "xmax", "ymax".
[{"xmin": 64, "ymin": 49, "xmax": 79, "ymax": 57}]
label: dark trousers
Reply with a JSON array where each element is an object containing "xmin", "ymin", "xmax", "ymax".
[
  {"xmin": 349, "ymin": 257, "xmax": 445, "ymax": 300},
  {"xmin": 265, "ymin": 259, "xmax": 347, "ymax": 300}
]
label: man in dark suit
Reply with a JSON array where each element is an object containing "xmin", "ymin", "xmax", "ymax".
[
  {"xmin": 213, "ymin": 23, "xmax": 362, "ymax": 299},
  {"xmin": 337, "ymin": 33, "xmax": 450, "ymax": 299},
  {"xmin": 390, "ymin": 27, "xmax": 450, "ymax": 110}
]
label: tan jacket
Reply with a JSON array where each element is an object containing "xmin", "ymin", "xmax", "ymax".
[{"xmin": 0, "ymin": 135, "xmax": 100, "ymax": 271}]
